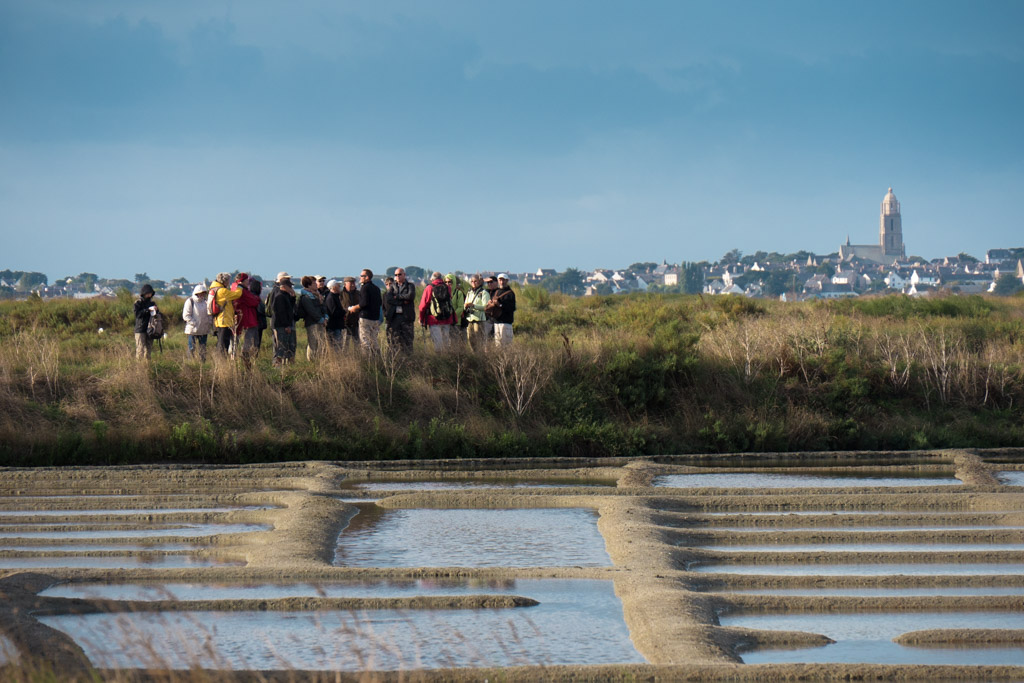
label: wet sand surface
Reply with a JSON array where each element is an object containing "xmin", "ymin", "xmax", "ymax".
[{"xmin": 1, "ymin": 449, "xmax": 1024, "ymax": 679}]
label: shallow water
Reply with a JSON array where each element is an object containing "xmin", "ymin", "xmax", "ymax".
[
  {"xmin": 346, "ymin": 479, "xmax": 613, "ymax": 491},
  {"xmin": 706, "ymin": 543, "xmax": 1024, "ymax": 552},
  {"xmin": 0, "ymin": 543, "xmax": 196, "ymax": 552},
  {"xmin": 718, "ymin": 587, "xmax": 1024, "ymax": 596},
  {"xmin": 693, "ymin": 563, "xmax": 1024, "ymax": 576},
  {"xmin": 0, "ymin": 555, "xmax": 243, "ymax": 569},
  {"xmin": 724, "ymin": 612, "xmax": 1024, "ymax": 665},
  {"xmin": 699, "ymin": 510, "xmax": 952, "ymax": 516},
  {"xmin": 40, "ymin": 580, "xmax": 643, "ymax": 670},
  {"xmin": 335, "ymin": 507, "xmax": 610, "ymax": 568},
  {"xmin": 707, "ymin": 525, "xmax": 1024, "ymax": 532},
  {"xmin": 0, "ymin": 507, "xmax": 269, "ymax": 517},
  {"xmin": 655, "ymin": 473, "xmax": 961, "ymax": 488},
  {"xmin": 999, "ymin": 471, "xmax": 1024, "ymax": 486},
  {"xmin": 741, "ymin": 642, "xmax": 1024, "ymax": 666},
  {"xmin": 0, "ymin": 634, "xmax": 18, "ymax": 665},
  {"xmin": 0, "ymin": 523, "xmax": 268, "ymax": 539},
  {"xmin": 41, "ymin": 577, "xmax": 593, "ymax": 602}
]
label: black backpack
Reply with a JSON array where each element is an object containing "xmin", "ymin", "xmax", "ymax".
[
  {"xmin": 147, "ymin": 310, "xmax": 165, "ymax": 340},
  {"xmin": 431, "ymin": 282, "xmax": 454, "ymax": 320}
]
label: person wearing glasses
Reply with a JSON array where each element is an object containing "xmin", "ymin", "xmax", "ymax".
[
  {"xmin": 385, "ymin": 268, "xmax": 416, "ymax": 352},
  {"xmin": 347, "ymin": 269, "xmax": 382, "ymax": 353}
]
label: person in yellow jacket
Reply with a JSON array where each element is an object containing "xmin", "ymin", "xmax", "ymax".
[{"xmin": 209, "ymin": 271, "xmax": 244, "ymax": 357}]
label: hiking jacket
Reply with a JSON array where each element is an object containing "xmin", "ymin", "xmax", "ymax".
[
  {"xmin": 255, "ymin": 297, "xmax": 267, "ymax": 331},
  {"xmin": 209, "ymin": 283, "xmax": 243, "ymax": 328},
  {"xmin": 446, "ymin": 274, "xmax": 467, "ymax": 325},
  {"xmin": 464, "ymin": 286, "xmax": 491, "ymax": 324},
  {"xmin": 297, "ymin": 289, "xmax": 326, "ymax": 328},
  {"xmin": 231, "ymin": 283, "xmax": 260, "ymax": 330},
  {"xmin": 182, "ymin": 295, "xmax": 213, "ymax": 335},
  {"xmin": 356, "ymin": 281, "xmax": 382, "ymax": 321},
  {"xmin": 134, "ymin": 297, "xmax": 155, "ymax": 334},
  {"xmin": 493, "ymin": 286, "xmax": 516, "ymax": 325},
  {"xmin": 418, "ymin": 279, "xmax": 455, "ymax": 326},
  {"xmin": 385, "ymin": 280, "xmax": 416, "ymax": 324},
  {"xmin": 324, "ymin": 291, "xmax": 347, "ymax": 331},
  {"xmin": 267, "ymin": 285, "xmax": 296, "ymax": 329}
]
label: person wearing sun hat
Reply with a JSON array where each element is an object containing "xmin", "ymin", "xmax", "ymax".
[
  {"xmin": 492, "ymin": 274, "xmax": 516, "ymax": 345},
  {"xmin": 266, "ymin": 271, "xmax": 297, "ymax": 365},
  {"xmin": 182, "ymin": 283, "xmax": 213, "ymax": 361}
]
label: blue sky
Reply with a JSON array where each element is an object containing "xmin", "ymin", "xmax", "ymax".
[{"xmin": 2, "ymin": 1, "xmax": 1022, "ymax": 282}]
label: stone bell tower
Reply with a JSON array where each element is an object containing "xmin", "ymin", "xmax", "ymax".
[{"xmin": 880, "ymin": 187, "xmax": 905, "ymax": 258}]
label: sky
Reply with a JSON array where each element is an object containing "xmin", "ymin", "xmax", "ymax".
[{"xmin": 2, "ymin": 1, "xmax": 1022, "ymax": 283}]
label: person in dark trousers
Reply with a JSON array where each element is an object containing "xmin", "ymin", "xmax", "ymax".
[
  {"xmin": 134, "ymin": 284, "xmax": 158, "ymax": 359},
  {"xmin": 339, "ymin": 277, "xmax": 361, "ymax": 349},
  {"xmin": 324, "ymin": 279, "xmax": 347, "ymax": 350},
  {"xmin": 251, "ymin": 279, "xmax": 267, "ymax": 356},
  {"xmin": 266, "ymin": 272, "xmax": 297, "ymax": 365},
  {"xmin": 298, "ymin": 275, "xmax": 327, "ymax": 361},
  {"xmin": 385, "ymin": 268, "xmax": 416, "ymax": 352},
  {"xmin": 347, "ymin": 269, "xmax": 382, "ymax": 354}
]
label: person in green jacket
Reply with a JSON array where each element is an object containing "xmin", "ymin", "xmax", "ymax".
[{"xmin": 445, "ymin": 273, "xmax": 468, "ymax": 338}]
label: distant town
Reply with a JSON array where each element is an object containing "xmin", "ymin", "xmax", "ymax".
[{"xmin": 4, "ymin": 189, "xmax": 1024, "ymax": 301}]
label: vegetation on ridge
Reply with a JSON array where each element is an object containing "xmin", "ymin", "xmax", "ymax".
[{"xmin": 1, "ymin": 290, "xmax": 1023, "ymax": 466}]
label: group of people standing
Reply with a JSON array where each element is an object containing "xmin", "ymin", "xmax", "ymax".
[{"xmin": 133, "ymin": 269, "xmax": 516, "ymax": 362}]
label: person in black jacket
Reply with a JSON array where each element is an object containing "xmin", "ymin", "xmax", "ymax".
[
  {"xmin": 251, "ymin": 279, "xmax": 267, "ymax": 357},
  {"xmin": 347, "ymin": 268, "xmax": 382, "ymax": 354},
  {"xmin": 339, "ymin": 277, "xmax": 361, "ymax": 349},
  {"xmin": 324, "ymin": 279, "xmax": 347, "ymax": 350},
  {"xmin": 385, "ymin": 268, "xmax": 416, "ymax": 352},
  {"xmin": 133, "ymin": 283, "xmax": 158, "ymax": 359},
  {"xmin": 492, "ymin": 274, "xmax": 517, "ymax": 346},
  {"xmin": 267, "ymin": 272, "xmax": 297, "ymax": 365}
]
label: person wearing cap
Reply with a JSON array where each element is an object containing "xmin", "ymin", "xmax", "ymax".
[
  {"xmin": 347, "ymin": 269, "xmax": 382, "ymax": 354},
  {"xmin": 463, "ymin": 274, "xmax": 491, "ymax": 350},
  {"xmin": 231, "ymin": 272, "xmax": 261, "ymax": 361},
  {"xmin": 492, "ymin": 274, "xmax": 517, "ymax": 345},
  {"xmin": 316, "ymin": 276, "xmax": 329, "ymax": 300},
  {"xmin": 340, "ymin": 276, "xmax": 361, "ymax": 349},
  {"xmin": 418, "ymin": 271, "xmax": 455, "ymax": 351},
  {"xmin": 385, "ymin": 268, "xmax": 416, "ymax": 352},
  {"xmin": 484, "ymin": 276, "xmax": 500, "ymax": 336},
  {"xmin": 266, "ymin": 272, "xmax": 298, "ymax": 365},
  {"xmin": 209, "ymin": 272, "xmax": 245, "ymax": 357},
  {"xmin": 133, "ymin": 283, "xmax": 159, "ymax": 359},
  {"xmin": 182, "ymin": 283, "xmax": 213, "ymax": 361},
  {"xmin": 324, "ymin": 279, "xmax": 347, "ymax": 350}
]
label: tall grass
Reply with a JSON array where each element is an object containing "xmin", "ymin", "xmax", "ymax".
[{"xmin": 1, "ymin": 292, "xmax": 1023, "ymax": 465}]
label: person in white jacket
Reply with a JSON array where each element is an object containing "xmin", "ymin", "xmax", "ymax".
[{"xmin": 182, "ymin": 283, "xmax": 213, "ymax": 360}]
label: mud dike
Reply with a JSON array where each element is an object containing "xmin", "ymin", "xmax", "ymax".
[{"xmin": 2, "ymin": 448, "xmax": 1024, "ymax": 680}]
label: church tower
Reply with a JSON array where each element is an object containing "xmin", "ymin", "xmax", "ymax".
[{"xmin": 879, "ymin": 187, "xmax": 905, "ymax": 258}]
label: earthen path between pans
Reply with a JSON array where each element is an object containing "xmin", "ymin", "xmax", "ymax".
[{"xmin": 2, "ymin": 449, "xmax": 1024, "ymax": 680}]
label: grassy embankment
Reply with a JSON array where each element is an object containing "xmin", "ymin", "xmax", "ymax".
[{"xmin": 1, "ymin": 289, "xmax": 1022, "ymax": 466}]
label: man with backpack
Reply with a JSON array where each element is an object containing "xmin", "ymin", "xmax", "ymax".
[
  {"xmin": 133, "ymin": 283, "xmax": 159, "ymax": 359},
  {"xmin": 418, "ymin": 271, "xmax": 455, "ymax": 351}
]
